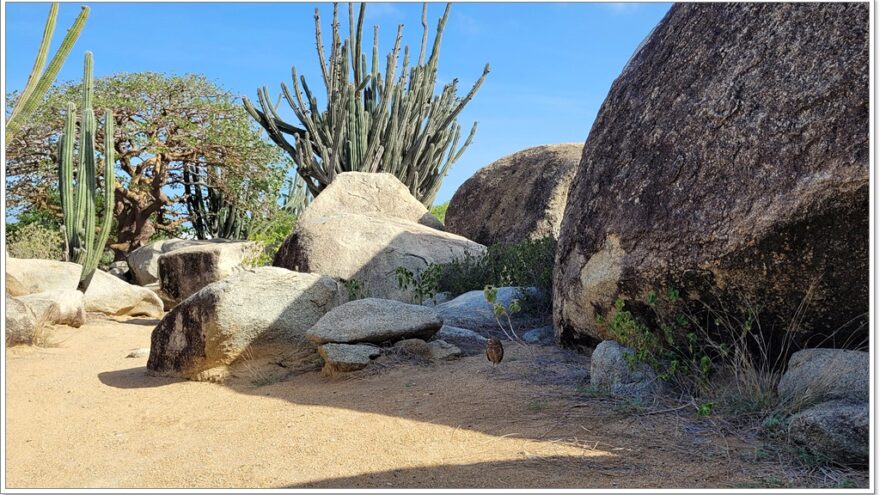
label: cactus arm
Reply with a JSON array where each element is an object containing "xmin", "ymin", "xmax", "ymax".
[
  {"xmin": 8, "ymin": 3, "xmax": 58, "ymax": 126},
  {"xmin": 6, "ymin": 5, "xmax": 89, "ymax": 140},
  {"xmin": 58, "ymin": 102, "xmax": 77, "ymax": 260}
]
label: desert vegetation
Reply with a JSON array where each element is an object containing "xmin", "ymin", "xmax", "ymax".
[{"xmin": 3, "ymin": 1, "xmax": 870, "ymax": 490}]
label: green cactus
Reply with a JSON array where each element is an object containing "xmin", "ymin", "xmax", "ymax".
[
  {"xmin": 244, "ymin": 2, "xmax": 489, "ymax": 207},
  {"xmin": 6, "ymin": 4, "xmax": 89, "ymax": 141},
  {"xmin": 58, "ymin": 51, "xmax": 116, "ymax": 292}
]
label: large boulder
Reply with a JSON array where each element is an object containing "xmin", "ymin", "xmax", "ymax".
[
  {"xmin": 5, "ymin": 296, "xmax": 37, "ymax": 345},
  {"xmin": 147, "ymin": 267, "xmax": 344, "ymax": 381},
  {"xmin": 6, "ymin": 272, "xmax": 27, "ymax": 296},
  {"xmin": 275, "ymin": 214, "xmax": 484, "ymax": 302},
  {"xmin": 777, "ymin": 348, "xmax": 868, "ymax": 406},
  {"xmin": 18, "ymin": 289, "xmax": 86, "ymax": 328},
  {"xmin": 299, "ymin": 172, "xmax": 444, "ymax": 229},
  {"xmin": 788, "ymin": 400, "xmax": 868, "ymax": 466},
  {"xmin": 305, "ymin": 298, "xmax": 443, "ymax": 345},
  {"xmin": 446, "ymin": 144, "xmax": 582, "ymax": 245},
  {"xmin": 157, "ymin": 241, "xmax": 258, "ymax": 307},
  {"xmin": 127, "ymin": 238, "xmax": 239, "ymax": 286},
  {"xmin": 6, "ymin": 257, "xmax": 163, "ymax": 318},
  {"xmin": 554, "ymin": 4, "xmax": 869, "ymax": 346}
]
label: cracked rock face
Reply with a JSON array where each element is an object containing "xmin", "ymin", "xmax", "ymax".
[
  {"xmin": 147, "ymin": 267, "xmax": 344, "ymax": 380},
  {"xmin": 554, "ymin": 3, "xmax": 868, "ymax": 346},
  {"xmin": 274, "ymin": 173, "xmax": 484, "ymax": 302}
]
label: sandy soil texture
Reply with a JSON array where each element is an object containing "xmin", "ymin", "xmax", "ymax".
[{"xmin": 5, "ymin": 317, "xmax": 865, "ymax": 489}]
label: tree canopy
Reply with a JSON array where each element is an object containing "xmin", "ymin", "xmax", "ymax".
[{"xmin": 6, "ymin": 72, "xmax": 288, "ymax": 258}]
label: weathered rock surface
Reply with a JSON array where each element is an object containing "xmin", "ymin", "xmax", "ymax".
[
  {"xmin": 6, "ymin": 257, "xmax": 163, "ymax": 318},
  {"xmin": 318, "ymin": 343, "xmax": 382, "ymax": 375},
  {"xmin": 147, "ymin": 267, "xmax": 344, "ymax": 380},
  {"xmin": 275, "ymin": 214, "xmax": 483, "ymax": 302},
  {"xmin": 300, "ymin": 172, "xmax": 444, "ymax": 229},
  {"xmin": 777, "ymin": 348, "xmax": 868, "ymax": 405},
  {"xmin": 5, "ymin": 296, "xmax": 36, "ymax": 345},
  {"xmin": 435, "ymin": 287, "xmax": 538, "ymax": 335},
  {"xmin": 18, "ymin": 289, "xmax": 86, "ymax": 328},
  {"xmin": 273, "ymin": 171, "xmax": 480, "ymax": 302},
  {"xmin": 590, "ymin": 340, "xmax": 661, "ymax": 401},
  {"xmin": 446, "ymin": 144, "xmax": 582, "ymax": 245},
  {"xmin": 554, "ymin": 3, "xmax": 869, "ymax": 346},
  {"xmin": 157, "ymin": 241, "xmax": 258, "ymax": 307},
  {"xmin": 393, "ymin": 338, "xmax": 433, "ymax": 358},
  {"xmin": 127, "ymin": 238, "xmax": 240, "ymax": 286},
  {"xmin": 523, "ymin": 325, "xmax": 555, "ymax": 345},
  {"xmin": 427, "ymin": 339, "xmax": 462, "ymax": 361},
  {"xmin": 788, "ymin": 400, "xmax": 868, "ymax": 466},
  {"xmin": 306, "ymin": 298, "xmax": 443, "ymax": 345},
  {"xmin": 6, "ymin": 272, "xmax": 27, "ymax": 296},
  {"xmin": 433, "ymin": 325, "xmax": 487, "ymax": 356}
]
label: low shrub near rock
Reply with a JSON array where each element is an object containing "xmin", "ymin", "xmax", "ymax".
[{"xmin": 6, "ymin": 223, "xmax": 64, "ymax": 260}]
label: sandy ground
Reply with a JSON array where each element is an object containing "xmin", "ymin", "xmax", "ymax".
[{"xmin": 5, "ymin": 316, "xmax": 866, "ymax": 489}]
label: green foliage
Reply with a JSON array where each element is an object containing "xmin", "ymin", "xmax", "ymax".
[
  {"xmin": 430, "ymin": 202, "xmax": 448, "ymax": 223},
  {"xmin": 436, "ymin": 236, "xmax": 556, "ymax": 312},
  {"xmin": 244, "ymin": 3, "xmax": 489, "ymax": 206},
  {"xmin": 395, "ymin": 264, "xmax": 442, "ymax": 304},
  {"xmin": 343, "ymin": 279, "xmax": 369, "ymax": 301},
  {"xmin": 7, "ymin": 71, "xmax": 285, "ymax": 258},
  {"xmin": 484, "ymin": 285, "xmax": 524, "ymax": 343},
  {"xmin": 6, "ymin": 4, "xmax": 89, "ymax": 140},
  {"xmin": 245, "ymin": 210, "xmax": 297, "ymax": 266},
  {"xmin": 57, "ymin": 52, "xmax": 115, "ymax": 292},
  {"xmin": 696, "ymin": 401, "xmax": 715, "ymax": 417},
  {"xmin": 6, "ymin": 223, "xmax": 64, "ymax": 261}
]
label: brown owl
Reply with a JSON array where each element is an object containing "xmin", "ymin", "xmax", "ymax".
[{"xmin": 486, "ymin": 337, "xmax": 504, "ymax": 366}]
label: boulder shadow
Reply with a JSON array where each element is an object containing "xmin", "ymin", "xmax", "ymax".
[{"xmin": 98, "ymin": 366, "xmax": 185, "ymax": 389}]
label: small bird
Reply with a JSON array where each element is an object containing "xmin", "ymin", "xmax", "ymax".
[{"xmin": 486, "ymin": 337, "xmax": 504, "ymax": 366}]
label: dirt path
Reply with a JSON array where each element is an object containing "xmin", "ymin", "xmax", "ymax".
[{"xmin": 4, "ymin": 317, "xmax": 854, "ymax": 489}]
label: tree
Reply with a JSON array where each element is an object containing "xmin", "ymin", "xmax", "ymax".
[{"xmin": 6, "ymin": 72, "xmax": 287, "ymax": 260}]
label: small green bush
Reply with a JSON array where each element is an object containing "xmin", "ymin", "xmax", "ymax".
[
  {"xmin": 6, "ymin": 223, "xmax": 64, "ymax": 260},
  {"xmin": 430, "ymin": 202, "xmax": 449, "ymax": 224},
  {"xmin": 246, "ymin": 210, "xmax": 297, "ymax": 266},
  {"xmin": 437, "ymin": 236, "xmax": 556, "ymax": 312}
]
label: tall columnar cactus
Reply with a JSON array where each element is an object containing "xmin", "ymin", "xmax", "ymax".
[
  {"xmin": 244, "ymin": 2, "xmax": 489, "ymax": 206},
  {"xmin": 6, "ymin": 4, "xmax": 89, "ymax": 140},
  {"xmin": 58, "ymin": 51, "xmax": 116, "ymax": 292}
]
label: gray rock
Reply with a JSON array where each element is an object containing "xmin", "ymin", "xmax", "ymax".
[
  {"xmin": 127, "ymin": 238, "xmax": 241, "ymax": 286},
  {"xmin": 147, "ymin": 267, "xmax": 344, "ymax": 380},
  {"xmin": 778, "ymin": 348, "xmax": 868, "ymax": 406},
  {"xmin": 107, "ymin": 261, "xmax": 130, "ymax": 281},
  {"xmin": 292, "ymin": 172, "xmax": 444, "ymax": 229},
  {"xmin": 435, "ymin": 287, "xmax": 537, "ymax": 334},
  {"xmin": 5, "ymin": 296, "xmax": 37, "ymax": 345},
  {"xmin": 6, "ymin": 257, "xmax": 163, "ymax": 318},
  {"xmin": 274, "ymin": 213, "xmax": 484, "ymax": 302},
  {"xmin": 318, "ymin": 343, "xmax": 382, "ymax": 375},
  {"xmin": 427, "ymin": 340, "xmax": 462, "ymax": 361},
  {"xmin": 788, "ymin": 400, "xmax": 868, "ymax": 466},
  {"xmin": 393, "ymin": 338, "xmax": 432, "ymax": 358},
  {"xmin": 126, "ymin": 348, "xmax": 150, "ymax": 359},
  {"xmin": 446, "ymin": 143, "xmax": 582, "ymax": 245},
  {"xmin": 305, "ymin": 298, "xmax": 443, "ymax": 345},
  {"xmin": 554, "ymin": 3, "xmax": 869, "ymax": 346},
  {"xmin": 18, "ymin": 289, "xmax": 86, "ymax": 328},
  {"xmin": 522, "ymin": 325, "xmax": 555, "ymax": 345},
  {"xmin": 433, "ymin": 325, "xmax": 487, "ymax": 356},
  {"xmin": 157, "ymin": 241, "xmax": 259, "ymax": 307},
  {"xmin": 590, "ymin": 340, "xmax": 661, "ymax": 401}
]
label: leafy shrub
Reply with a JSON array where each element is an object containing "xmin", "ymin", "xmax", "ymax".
[
  {"xmin": 430, "ymin": 202, "xmax": 449, "ymax": 224},
  {"xmin": 436, "ymin": 236, "xmax": 556, "ymax": 312},
  {"xmin": 245, "ymin": 210, "xmax": 297, "ymax": 266},
  {"xmin": 6, "ymin": 223, "xmax": 64, "ymax": 260},
  {"xmin": 396, "ymin": 265, "xmax": 442, "ymax": 305}
]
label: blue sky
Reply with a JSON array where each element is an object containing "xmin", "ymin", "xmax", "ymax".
[{"xmin": 4, "ymin": 2, "xmax": 671, "ymax": 204}]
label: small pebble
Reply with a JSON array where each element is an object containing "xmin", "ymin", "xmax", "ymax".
[{"xmin": 126, "ymin": 348, "xmax": 150, "ymax": 359}]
